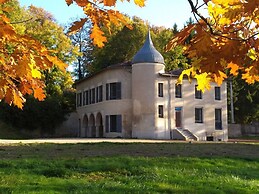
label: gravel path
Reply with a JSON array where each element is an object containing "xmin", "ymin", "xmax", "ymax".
[{"xmin": 0, "ymin": 138, "xmax": 180, "ymax": 144}]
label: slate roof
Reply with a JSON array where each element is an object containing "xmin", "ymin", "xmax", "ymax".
[{"xmin": 132, "ymin": 31, "xmax": 165, "ymax": 64}]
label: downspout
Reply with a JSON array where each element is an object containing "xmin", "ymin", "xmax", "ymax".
[
  {"xmin": 168, "ymin": 73, "xmax": 172, "ymax": 139},
  {"xmin": 229, "ymin": 78, "xmax": 235, "ymax": 123}
]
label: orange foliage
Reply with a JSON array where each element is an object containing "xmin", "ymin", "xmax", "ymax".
[
  {"xmin": 166, "ymin": 0, "xmax": 259, "ymax": 90},
  {"xmin": 67, "ymin": 0, "xmax": 141, "ymax": 47},
  {"xmin": 1, "ymin": 0, "xmax": 259, "ymax": 109},
  {"xmin": 67, "ymin": 0, "xmax": 258, "ymax": 91},
  {"xmin": 0, "ymin": 1, "xmax": 67, "ymax": 108}
]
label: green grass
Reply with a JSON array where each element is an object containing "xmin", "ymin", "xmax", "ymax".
[{"xmin": 0, "ymin": 143, "xmax": 258, "ymax": 193}]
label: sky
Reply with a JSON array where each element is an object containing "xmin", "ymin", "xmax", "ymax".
[{"xmin": 19, "ymin": 0, "xmax": 208, "ymax": 29}]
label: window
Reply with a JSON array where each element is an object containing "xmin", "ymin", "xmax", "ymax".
[
  {"xmin": 106, "ymin": 84, "xmax": 109, "ymax": 100},
  {"xmin": 158, "ymin": 105, "xmax": 164, "ymax": 118},
  {"xmin": 86, "ymin": 90, "xmax": 89, "ymax": 105},
  {"xmin": 91, "ymin": 88, "xmax": 95, "ymax": 104},
  {"xmin": 96, "ymin": 87, "xmax": 99, "ymax": 103},
  {"xmin": 82, "ymin": 91, "xmax": 86, "ymax": 106},
  {"xmin": 175, "ymin": 84, "xmax": 182, "ymax": 98},
  {"xmin": 98, "ymin": 85, "xmax": 103, "ymax": 102},
  {"xmin": 215, "ymin": 87, "xmax": 221, "ymax": 100},
  {"xmin": 215, "ymin": 109, "xmax": 222, "ymax": 130},
  {"xmin": 89, "ymin": 89, "xmax": 92, "ymax": 104},
  {"xmin": 195, "ymin": 108, "xmax": 203, "ymax": 123},
  {"xmin": 158, "ymin": 83, "xmax": 163, "ymax": 97},
  {"xmin": 76, "ymin": 93, "xmax": 82, "ymax": 107},
  {"xmin": 106, "ymin": 82, "xmax": 121, "ymax": 100},
  {"xmin": 195, "ymin": 85, "xmax": 202, "ymax": 99},
  {"xmin": 105, "ymin": 115, "xmax": 122, "ymax": 133}
]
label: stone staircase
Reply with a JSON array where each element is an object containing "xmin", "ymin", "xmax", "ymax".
[{"xmin": 173, "ymin": 129, "xmax": 198, "ymax": 141}]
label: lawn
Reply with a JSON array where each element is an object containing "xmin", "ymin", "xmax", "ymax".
[{"xmin": 0, "ymin": 142, "xmax": 258, "ymax": 193}]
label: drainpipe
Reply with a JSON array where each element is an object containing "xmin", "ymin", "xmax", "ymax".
[
  {"xmin": 229, "ymin": 78, "xmax": 235, "ymax": 124},
  {"xmin": 168, "ymin": 73, "xmax": 172, "ymax": 139}
]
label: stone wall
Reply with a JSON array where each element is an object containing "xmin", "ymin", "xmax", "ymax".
[
  {"xmin": 241, "ymin": 122, "xmax": 259, "ymax": 136},
  {"xmin": 228, "ymin": 122, "xmax": 259, "ymax": 137},
  {"xmin": 228, "ymin": 124, "xmax": 242, "ymax": 137},
  {"xmin": 55, "ymin": 112, "xmax": 79, "ymax": 137}
]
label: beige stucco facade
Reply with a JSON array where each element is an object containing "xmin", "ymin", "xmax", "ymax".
[
  {"xmin": 76, "ymin": 62, "xmax": 228, "ymax": 141},
  {"xmin": 76, "ymin": 32, "xmax": 228, "ymax": 141}
]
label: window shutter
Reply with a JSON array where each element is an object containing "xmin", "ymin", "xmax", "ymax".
[
  {"xmin": 105, "ymin": 115, "xmax": 109, "ymax": 133},
  {"xmin": 116, "ymin": 82, "xmax": 121, "ymax": 99},
  {"xmin": 96, "ymin": 87, "xmax": 99, "ymax": 103},
  {"xmin": 106, "ymin": 84, "xmax": 109, "ymax": 100},
  {"xmin": 99, "ymin": 85, "xmax": 103, "ymax": 102},
  {"xmin": 89, "ymin": 89, "xmax": 92, "ymax": 104},
  {"xmin": 116, "ymin": 115, "xmax": 122, "ymax": 132}
]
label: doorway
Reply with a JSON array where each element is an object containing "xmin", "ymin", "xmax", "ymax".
[{"xmin": 175, "ymin": 107, "xmax": 182, "ymax": 128}]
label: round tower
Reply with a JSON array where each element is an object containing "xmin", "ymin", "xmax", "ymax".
[{"xmin": 131, "ymin": 31, "xmax": 165, "ymax": 138}]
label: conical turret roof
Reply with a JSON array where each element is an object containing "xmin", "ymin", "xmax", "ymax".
[{"xmin": 132, "ymin": 31, "xmax": 164, "ymax": 64}]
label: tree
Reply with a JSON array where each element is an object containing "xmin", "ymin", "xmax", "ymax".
[
  {"xmin": 90, "ymin": 17, "xmax": 147, "ymax": 72},
  {"xmin": 0, "ymin": 1, "xmax": 77, "ymax": 132},
  {"xmin": 0, "ymin": 0, "xmax": 68, "ymax": 108},
  {"xmin": 67, "ymin": 0, "xmax": 259, "ymax": 92},
  {"xmin": 1, "ymin": 0, "xmax": 259, "ymax": 108},
  {"xmin": 68, "ymin": 19, "xmax": 93, "ymax": 80},
  {"xmin": 76, "ymin": 17, "xmax": 187, "ymax": 74},
  {"xmin": 229, "ymin": 76, "xmax": 259, "ymax": 124}
]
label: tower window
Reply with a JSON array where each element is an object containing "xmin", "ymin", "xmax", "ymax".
[{"xmin": 158, "ymin": 83, "xmax": 163, "ymax": 97}]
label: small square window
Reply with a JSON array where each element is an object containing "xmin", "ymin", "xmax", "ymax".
[{"xmin": 158, "ymin": 105, "xmax": 164, "ymax": 118}]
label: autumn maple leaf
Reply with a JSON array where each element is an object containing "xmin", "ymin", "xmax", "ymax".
[
  {"xmin": 195, "ymin": 73, "xmax": 211, "ymax": 92},
  {"xmin": 90, "ymin": 24, "xmax": 107, "ymax": 47},
  {"xmin": 227, "ymin": 62, "xmax": 239, "ymax": 76}
]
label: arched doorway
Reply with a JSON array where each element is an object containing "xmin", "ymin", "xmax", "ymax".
[
  {"xmin": 96, "ymin": 112, "xmax": 104, "ymax": 138},
  {"xmin": 89, "ymin": 114, "xmax": 96, "ymax": 137},
  {"xmin": 82, "ymin": 115, "xmax": 89, "ymax": 137}
]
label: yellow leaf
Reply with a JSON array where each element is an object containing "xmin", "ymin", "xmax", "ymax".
[
  {"xmin": 31, "ymin": 69, "xmax": 41, "ymax": 78},
  {"xmin": 247, "ymin": 48, "xmax": 258, "ymax": 61},
  {"xmin": 134, "ymin": 0, "xmax": 145, "ymax": 7},
  {"xmin": 178, "ymin": 68, "xmax": 194, "ymax": 84},
  {"xmin": 90, "ymin": 24, "xmax": 107, "ymax": 47},
  {"xmin": 195, "ymin": 73, "xmax": 211, "ymax": 92}
]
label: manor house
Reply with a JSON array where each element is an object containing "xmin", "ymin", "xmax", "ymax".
[{"xmin": 75, "ymin": 32, "xmax": 228, "ymax": 141}]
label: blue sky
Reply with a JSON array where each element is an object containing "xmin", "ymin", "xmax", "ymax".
[{"xmin": 19, "ymin": 0, "xmax": 208, "ymax": 29}]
